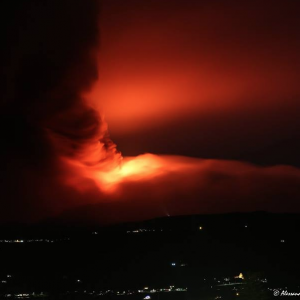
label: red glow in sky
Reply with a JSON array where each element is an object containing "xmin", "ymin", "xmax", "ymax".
[
  {"xmin": 2, "ymin": 0, "xmax": 300, "ymax": 224},
  {"xmin": 87, "ymin": 0, "xmax": 300, "ymax": 139},
  {"xmin": 69, "ymin": 0, "xmax": 300, "ymax": 223}
]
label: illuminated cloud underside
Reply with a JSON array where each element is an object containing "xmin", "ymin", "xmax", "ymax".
[{"xmin": 59, "ymin": 151, "xmax": 300, "ymax": 224}]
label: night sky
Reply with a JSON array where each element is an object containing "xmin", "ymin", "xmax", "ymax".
[{"xmin": 1, "ymin": 0, "xmax": 300, "ymax": 224}]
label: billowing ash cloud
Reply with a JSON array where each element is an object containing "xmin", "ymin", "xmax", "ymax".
[
  {"xmin": 0, "ymin": 0, "xmax": 299, "ymax": 224},
  {"xmin": 0, "ymin": 0, "xmax": 120, "ymax": 222}
]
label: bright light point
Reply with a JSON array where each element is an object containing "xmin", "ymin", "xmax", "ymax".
[
  {"xmin": 234, "ymin": 273, "xmax": 244, "ymax": 280},
  {"xmin": 199, "ymin": 226, "xmax": 203, "ymax": 230},
  {"xmin": 144, "ymin": 296, "xmax": 151, "ymax": 299}
]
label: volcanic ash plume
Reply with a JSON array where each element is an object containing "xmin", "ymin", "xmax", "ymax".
[
  {"xmin": 0, "ymin": 0, "xmax": 121, "ymax": 222},
  {"xmin": 1, "ymin": 0, "xmax": 300, "ymax": 224}
]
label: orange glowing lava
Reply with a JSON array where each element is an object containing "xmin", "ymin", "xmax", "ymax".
[{"xmin": 91, "ymin": 154, "xmax": 166, "ymax": 191}]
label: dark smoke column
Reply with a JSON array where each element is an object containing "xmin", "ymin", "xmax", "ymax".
[{"xmin": 0, "ymin": 0, "xmax": 118, "ymax": 222}]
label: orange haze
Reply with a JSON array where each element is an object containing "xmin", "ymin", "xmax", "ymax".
[
  {"xmin": 2, "ymin": 0, "xmax": 300, "ymax": 224},
  {"xmin": 88, "ymin": 0, "xmax": 300, "ymax": 136},
  {"xmin": 63, "ymin": 0, "xmax": 300, "ymax": 224}
]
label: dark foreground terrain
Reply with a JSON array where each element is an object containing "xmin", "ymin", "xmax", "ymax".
[{"xmin": 0, "ymin": 212, "xmax": 299, "ymax": 299}]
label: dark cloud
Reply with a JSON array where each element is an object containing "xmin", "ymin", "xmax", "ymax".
[{"xmin": 0, "ymin": 0, "xmax": 111, "ymax": 222}]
